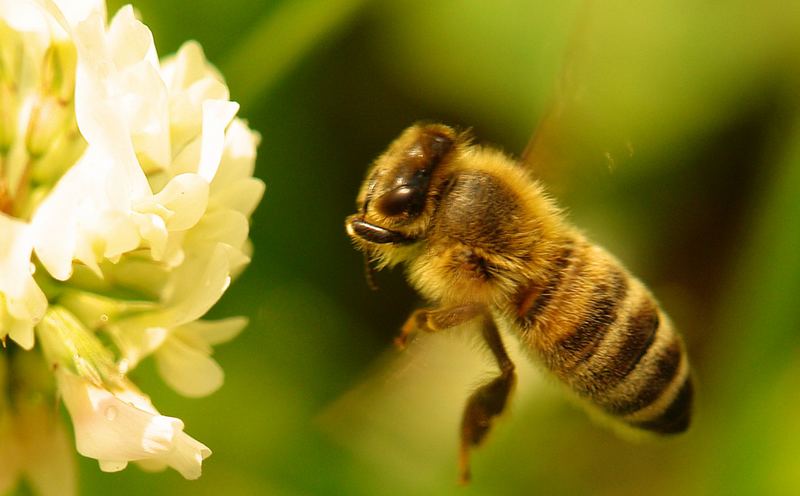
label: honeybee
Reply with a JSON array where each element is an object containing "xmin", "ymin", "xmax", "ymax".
[{"xmin": 344, "ymin": 123, "xmax": 692, "ymax": 483}]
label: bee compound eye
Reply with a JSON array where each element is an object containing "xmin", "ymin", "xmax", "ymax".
[
  {"xmin": 376, "ymin": 186, "xmax": 424, "ymax": 217},
  {"xmin": 428, "ymin": 134, "xmax": 453, "ymax": 161}
]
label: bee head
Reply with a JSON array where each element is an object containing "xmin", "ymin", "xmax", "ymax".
[{"xmin": 346, "ymin": 123, "xmax": 456, "ymax": 253}]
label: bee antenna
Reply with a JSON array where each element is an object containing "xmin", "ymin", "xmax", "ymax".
[{"xmin": 364, "ymin": 253, "xmax": 379, "ymax": 291}]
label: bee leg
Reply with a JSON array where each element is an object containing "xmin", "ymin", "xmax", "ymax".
[
  {"xmin": 394, "ymin": 303, "xmax": 485, "ymax": 350},
  {"xmin": 459, "ymin": 316, "xmax": 516, "ymax": 485}
]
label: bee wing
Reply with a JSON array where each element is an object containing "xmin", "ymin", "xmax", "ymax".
[
  {"xmin": 316, "ymin": 330, "xmax": 488, "ymax": 475},
  {"xmin": 316, "ymin": 322, "xmax": 543, "ymax": 480},
  {"xmin": 519, "ymin": 1, "xmax": 596, "ymax": 178}
]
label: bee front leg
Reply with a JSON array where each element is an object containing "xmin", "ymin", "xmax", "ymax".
[
  {"xmin": 459, "ymin": 316, "xmax": 516, "ymax": 485},
  {"xmin": 394, "ymin": 303, "xmax": 485, "ymax": 350}
]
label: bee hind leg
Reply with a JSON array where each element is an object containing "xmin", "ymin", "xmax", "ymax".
[
  {"xmin": 459, "ymin": 316, "xmax": 516, "ymax": 485},
  {"xmin": 395, "ymin": 306, "xmax": 515, "ymax": 483}
]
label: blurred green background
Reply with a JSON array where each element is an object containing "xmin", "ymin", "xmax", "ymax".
[{"xmin": 27, "ymin": 0, "xmax": 800, "ymax": 494}]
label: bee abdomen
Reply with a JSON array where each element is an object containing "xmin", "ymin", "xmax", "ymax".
[
  {"xmin": 556, "ymin": 267, "xmax": 628, "ymax": 367},
  {"xmin": 575, "ymin": 294, "xmax": 663, "ymax": 394},
  {"xmin": 579, "ymin": 288, "xmax": 692, "ymax": 434},
  {"xmin": 514, "ymin": 241, "xmax": 692, "ymax": 434}
]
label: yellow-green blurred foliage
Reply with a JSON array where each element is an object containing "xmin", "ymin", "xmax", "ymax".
[{"xmin": 24, "ymin": 0, "xmax": 800, "ymax": 495}]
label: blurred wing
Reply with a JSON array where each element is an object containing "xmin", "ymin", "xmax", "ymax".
[
  {"xmin": 316, "ymin": 322, "xmax": 543, "ymax": 483},
  {"xmin": 520, "ymin": 0, "xmax": 595, "ymax": 177}
]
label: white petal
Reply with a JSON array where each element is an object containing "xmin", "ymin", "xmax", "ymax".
[
  {"xmin": 160, "ymin": 41, "xmax": 224, "ymax": 93},
  {"xmin": 188, "ymin": 209, "xmax": 249, "ymax": 250},
  {"xmin": 31, "ymin": 147, "xmax": 141, "ymax": 279},
  {"xmin": 58, "ymin": 371, "xmax": 177, "ymax": 460},
  {"xmin": 133, "ymin": 430, "xmax": 211, "ymax": 480},
  {"xmin": 57, "ymin": 371, "xmax": 210, "ymax": 479},
  {"xmin": 161, "ymin": 42, "xmax": 228, "ymax": 153},
  {"xmin": 151, "ymin": 173, "xmax": 209, "ymax": 231},
  {"xmin": 217, "ymin": 243, "xmax": 251, "ymax": 276},
  {"xmin": 155, "ymin": 337, "xmax": 224, "ymax": 397},
  {"xmin": 99, "ymin": 211, "xmax": 140, "ymax": 261},
  {"xmin": 7, "ymin": 320, "xmax": 35, "ymax": 350},
  {"xmin": 0, "ymin": 214, "xmax": 47, "ymax": 348},
  {"xmin": 181, "ymin": 317, "xmax": 248, "ymax": 347},
  {"xmin": 171, "ymin": 133, "xmax": 203, "ymax": 177},
  {"xmin": 197, "ymin": 99, "xmax": 240, "ymax": 182},
  {"xmin": 1, "ymin": 0, "xmax": 48, "ymax": 32},
  {"xmin": 108, "ymin": 244, "xmax": 232, "ymax": 367},
  {"xmin": 158, "ymin": 243, "xmax": 233, "ymax": 327},
  {"xmin": 9, "ymin": 0, "xmax": 95, "ymax": 41},
  {"xmin": 161, "ymin": 431, "xmax": 211, "ymax": 480},
  {"xmin": 71, "ymin": 10, "xmax": 151, "ymax": 199},
  {"xmin": 212, "ymin": 119, "xmax": 260, "ymax": 186},
  {"xmin": 211, "ymin": 177, "xmax": 265, "ymax": 218},
  {"xmin": 209, "ymin": 119, "xmax": 263, "ymax": 215},
  {"xmin": 132, "ymin": 212, "xmax": 168, "ymax": 260},
  {"xmin": 111, "ymin": 60, "xmax": 170, "ymax": 168},
  {"xmin": 98, "ymin": 460, "xmax": 128, "ymax": 473},
  {"xmin": 30, "ymin": 160, "xmax": 81, "ymax": 280},
  {"xmin": 1, "ymin": 215, "xmax": 36, "ymax": 296},
  {"xmin": 104, "ymin": 5, "xmax": 170, "ymax": 168},
  {"xmin": 107, "ymin": 5, "xmax": 156, "ymax": 68},
  {"xmin": 50, "ymin": 0, "xmax": 104, "ymax": 28}
]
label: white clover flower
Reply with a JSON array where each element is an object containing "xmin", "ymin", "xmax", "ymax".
[
  {"xmin": 0, "ymin": 0, "xmax": 263, "ymax": 492},
  {"xmin": 56, "ymin": 368, "xmax": 211, "ymax": 478}
]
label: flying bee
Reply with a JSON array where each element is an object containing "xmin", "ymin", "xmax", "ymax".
[{"xmin": 344, "ymin": 122, "xmax": 693, "ymax": 484}]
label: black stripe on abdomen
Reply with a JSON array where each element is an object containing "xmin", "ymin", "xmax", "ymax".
[
  {"xmin": 557, "ymin": 267, "xmax": 628, "ymax": 369},
  {"xmin": 578, "ymin": 297, "xmax": 661, "ymax": 394},
  {"xmin": 516, "ymin": 243, "xmax": 575, "ymax": 326},
  {"xmin": 603, "ymin": 337, "xmax": 683, "ymax": 416},
  {"xmin": 630, "ymin": 375, "xmax": 693, "ymax": 434}
]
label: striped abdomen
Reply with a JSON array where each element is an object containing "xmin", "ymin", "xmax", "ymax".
[{"xmin": 513, "ymin": 237, "xmax": 692, "ymax": 434}]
